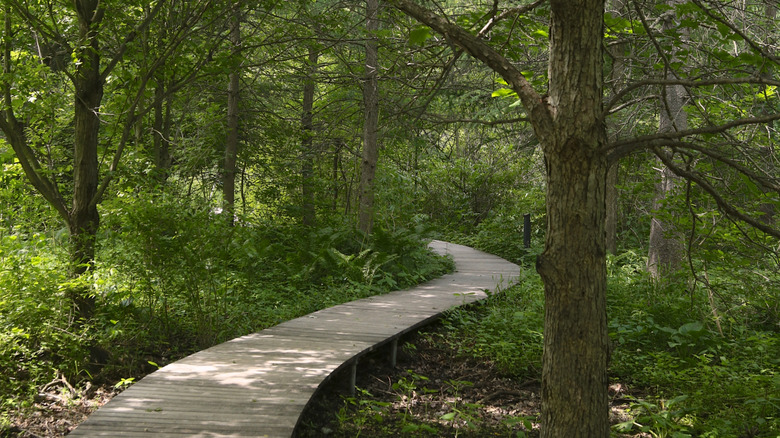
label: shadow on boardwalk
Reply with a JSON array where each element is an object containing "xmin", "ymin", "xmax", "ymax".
[{"xmin": 69, "ymin": 241, "xmax": 519, "ymax": 437}]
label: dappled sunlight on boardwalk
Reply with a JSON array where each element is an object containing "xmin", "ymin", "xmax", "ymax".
[{"xmin": 69, "ymin": 241, "xmax": 519, "ymax": 437}]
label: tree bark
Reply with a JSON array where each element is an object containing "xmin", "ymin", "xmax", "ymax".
[
  {"xmin": 536, "ymin": 2, "xmax": 610, "ymax": 435},
  {"xmin": 605, "ymin": 0, "xmax": 628, "ymax": 254},
  {"xmin": 152, "ymin": 74, "xmax": 173, "ymax": 182},
  {"xmin": 69, "ymin": 0, "xmax": 106, "ymax": 319},
  {"xmin": 358, "ymin": 0, "xmax": 380, "ymax": 235},
  {"xmin": 388, "ymin": 0, "xmax": 610, "ymax": 435},
  {"xmin": 301, "ymin": 46, "xmax": 318, "ymax": 227},
  {"xmin": 647, "ymin": 1, "xmax": 687, "ymax": 279},
  {"xmin": 223, "ymin": 1, "xmax": 241, "ymax": 224}
]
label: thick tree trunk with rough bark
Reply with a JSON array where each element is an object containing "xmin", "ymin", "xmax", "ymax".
[
  {"xmin": 535, "ymin": 2, "xmax": 610, "ymax": 436},
  {"xmin": 358, "ymin": 0, "xmax": 379, "ymax": 235},
  {"xmin": 388, "ymin": 0, "xmax": 610, "ymax": 435}
]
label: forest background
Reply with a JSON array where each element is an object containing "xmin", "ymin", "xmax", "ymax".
[{"xmin": 1, "ymin": 0, "xmax": 779, "ymax": 437}]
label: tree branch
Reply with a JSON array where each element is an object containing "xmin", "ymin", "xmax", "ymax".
[
  {"xmin": 386, "ymin": 0, "xmax": 552, "ymax": 137},
  {"xmin": 606, "ymin": 112, "xmax": 780, "ymax": 160},
  {"xmin": 605, "ymin": 76, "xmax": 780, "ymax": 114},
  {"xmin": 691, "ymin": 0, "xmax": 780, "ymax": 65},
  {"xmin": 654, "ymin": 146, "xmax": 780, "ymax": 239},
  {"xmin": 100, "ymin": 0, "xmax": 170, "ymax": 80},
  {"xmin": 1, "ymin": 7, "xmax": 69, "ymax": 223}
]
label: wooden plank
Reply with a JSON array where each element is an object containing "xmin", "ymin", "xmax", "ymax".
[{"xmin": 69, "ymin": 240, "xmax": 520, "ymax": 438}]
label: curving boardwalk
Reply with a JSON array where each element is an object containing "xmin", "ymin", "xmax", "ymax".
[{"xmin": 69, "ymin": 241, "xmax": 520, "ymax": 437}]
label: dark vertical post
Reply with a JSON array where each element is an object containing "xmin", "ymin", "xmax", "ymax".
[
  {"xmin": 349, "ymin": 359, "xmax": 358, "ymax": 396},
  {"xmin": 523, "ymin": 213, "xmax": 531, "ymax": 248},
  {"xmin": 390, "ymin": 338, "xmax": 398, "ymax": 367}
]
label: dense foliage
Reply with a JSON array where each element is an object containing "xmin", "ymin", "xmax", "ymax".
[
  {"xmin": 0, "ymin": 204, "xmax": 453, "ymax": 423},
  {"xmin": 327, "ymin": 241, "xmax": 779, "ymax": 437},
  {"xmin": 1, "ymin": 0, "xmax": 779, "ymax": 436}
]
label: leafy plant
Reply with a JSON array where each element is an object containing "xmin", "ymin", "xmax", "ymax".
[{"xmin": 614, "ymin": 396, "xmax": 693, "ymax": 438}]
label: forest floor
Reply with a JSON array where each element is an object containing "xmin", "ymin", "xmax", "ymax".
[
  {"xmin": 4, "ymin": 382, "xmax": 116, "ymax": 438},
  {"xmin": 6, "ymin": 323, "xmax": 638, "ymax": 438},
  {"xmin": 296, "ymin": 322, "xmax": 639, "ymax": 438}
]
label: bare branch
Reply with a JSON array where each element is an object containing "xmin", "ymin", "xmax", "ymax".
[
  {"xmin": 654, "ymin": 147, "xmax": 780, "ymax": 239},
  {"xmin": 606, "ymin": 76, "xmax": 780, "ymax": 113},
  {"xmin": 691, "ymin": 0, "xmax": 780, "ymax": 65},
  {"xmin": 477, "ymin": 0, "xmax": 548, "ymax": 38},
  {"xmin": 606, "ymin": 112, "xmax": 780, "ymax": 160},
  {"xmin": 387, "ymin": 0, "xmax": 552, "ymax": 137}
]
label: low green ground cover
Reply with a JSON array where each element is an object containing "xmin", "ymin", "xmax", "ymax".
[
  {"xmin": 0, "ymin": 205, "xmax": 453, "ymax": 428},
  {"xmin": 330, "ymin": 246, "xmax": 779, "ymax": 437},
  {"xmin": 447, "ymin": 252, "xmax": 779, "ymax": 437}
]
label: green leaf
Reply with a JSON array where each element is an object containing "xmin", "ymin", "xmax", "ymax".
[
  {"xmin": 409, "ymin": 26, "xmax": 431, "ymax": 45},
  {"xmin": 491, "ymin": 88, "xmax": 517, "ymax": 98},
  {"xmin": 678, "ymin": 321, "xmax": 703, "ymax": 335},
  {"xmin": 716, "ymin": 22, "xmax": 731, "ymax": 37},
  {"xmin": 401, "ymin": 424, "xmax": 420, "ymax": 433},
  {"xmin": 440, "ymin": 412, "xmax": 457, "ymax": 421}
]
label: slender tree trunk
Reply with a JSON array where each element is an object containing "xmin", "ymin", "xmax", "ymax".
[
  {"xmin": 605, "ymin": 0, "xmax": 628, "ymax": 254},
  {"xmin": 332, "ymin": 139, "xmax": 342, "ymax": 212},
  {"xmin": 69, "ymin": 0, "xmax": 106, "ymax": 320},
  {"xmin": 648, "ymin": 1, "xmax": 686, "ymax": 279},
  {"xmin": 605, "ymin": 164, "xmax": 618, "ymax": 253},
  {"xmin": 301, "ymin": 46, "xmax": 318, "ymax": 227},
  {"xmin": 358, "ymin": 0, "xmax": 380, "ymax": 235},
  {"xmin": 152, "ymin": 77, "xmax": 165, "ymax": 179},
  {"xmin": 152, "ymin": 75, "xmax": 173, "ymax": 182},
  {"xmin": 223, "ymin": 1, "xmax": 241, "ymax": 224}
]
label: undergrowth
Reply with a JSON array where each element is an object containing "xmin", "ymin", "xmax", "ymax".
[
  {"xmin": 330, "ymin": 248, "xmax": 779, "ymax": 437},
  {"xmin": 0, "ymin": 201, "xmax": 453, "ymax": 427}
]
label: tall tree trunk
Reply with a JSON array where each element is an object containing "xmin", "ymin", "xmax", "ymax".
[
  {"xmin": 605, "ymin": 164, "xmax": 618, "ymax": 253},
  {"xmin": 648, "ymin": 1, "xmax": 686, "ymax": 279},
  {"xmin": 301, "ymin": 46, "xmax": 318, "ymax": 227},
  {"xmin": 535, "ymin": 2, "xmax": 610, "ymax": 435},
  {"xmin": 69, "ymin": 0, "xmax": 105, "ymax": 320},
  {"xmin": 358, "ymin": 0, "xmax": 380, "ymax": 235},
  {"xmin": 223, "ymin": 1, "xmax": 241, "ymax": 224},
  {"xmin": 387, "ymin": 1, "xmax": 610, "ymax": 434},
  {"xmin": 605, "ymin": 0, "xmax": 628, "ymax": 254},
  {"xmin": 152, "ymin": 74, "xmax": 173, "ymax": 182}
]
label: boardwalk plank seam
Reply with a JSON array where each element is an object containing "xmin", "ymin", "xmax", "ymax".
[{"xmin": 69, "ymin": 241, "xmax": 520, "ymax": 438}]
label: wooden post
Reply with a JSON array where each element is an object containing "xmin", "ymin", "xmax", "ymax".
[
  {"xmin": 523, "ymin": 214, "xmax": 531, "ymax": 248},
  {"xmin": 349, "ymin": 359, "xmax": 358, "ymax": 396}
]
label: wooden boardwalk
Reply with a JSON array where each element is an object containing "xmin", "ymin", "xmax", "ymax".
[{"xmin": 69, "ymin": 241, "xmax": 520, "ymax": 437}]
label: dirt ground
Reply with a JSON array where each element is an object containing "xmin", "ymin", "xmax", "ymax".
[{"xmin": 295, "ymin": 324, "xmax": 635, "ymax": 437}]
